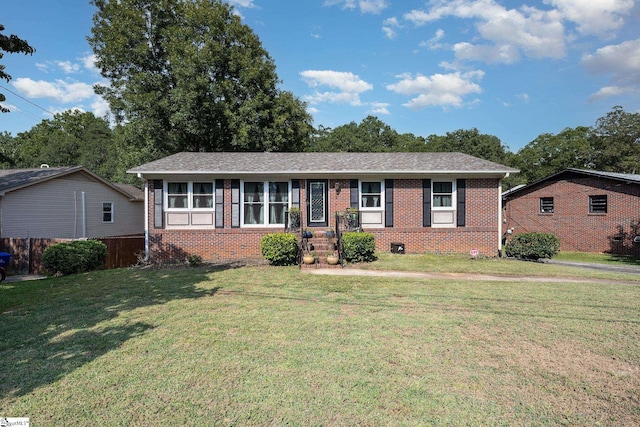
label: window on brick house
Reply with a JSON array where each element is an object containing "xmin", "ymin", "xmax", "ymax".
[
  {"xmin": 242, "ymin": 181, "xmax": 290, "ymax": 226},
  {"xmin": 540, "ymin": 197, "xmax": 554, "ymax": 213},
  {"xmin": 166, "ymin": 182, "xmax": 215, "ymax": 210},
  {"xmin": 589, "ymin": 195, "xmax": 607, "ymax": 213}
]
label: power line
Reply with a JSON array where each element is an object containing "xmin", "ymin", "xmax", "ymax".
[{"xmin": 0, "ymin": 84, "xmax": 55, "ymax": 115}]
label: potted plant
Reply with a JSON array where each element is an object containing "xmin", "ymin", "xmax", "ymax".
[
  {"xmin": 326, "ymin": 250, "xmax": 339, "ymax": 265},
  {"xmin": 302, "ymin": 229, "xmax": 313, "ymax": 238},
  {"xmin": 325, "ymin": 230, "xmax": 335, "ymax": 238},
  {"xmin": 303, "ymin": 251, "xmax": 316, "ymax": 265}
]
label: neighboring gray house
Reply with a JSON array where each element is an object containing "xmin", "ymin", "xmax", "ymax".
[{"xmin": 0, "ymin": 166, "xmax": 144, "ymax": 238}]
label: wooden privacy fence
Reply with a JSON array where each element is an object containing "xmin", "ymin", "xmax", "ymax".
[{"xmin": 0, "ymin": 235, "xmax": 144, "ymax": 275}]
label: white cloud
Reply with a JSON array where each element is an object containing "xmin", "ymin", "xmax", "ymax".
[
  {"xmin": 404, "ymin": 0, "xmax": 566, "ymax": 62},
  {"xmin": 55, "ymin": 61, "xmax": 80, "ymax": 74},
  {"xmin": 382, "ymin": 17, "xmax": 400, "ymax": 39},
  {"xmin": 386, "ymin": 70, "xmax": 484, "ymax": 109},
  {"xmin": 81, "ymin": 54, "xmax": 100, "ymax": 73},
  {"xmin": 324, "ymin": 0, "xmax": 388, "ymax": 14},
  {"xmin": 419, "ymin": 29, "xmax": 445, "ymax": 50},
  {"xmin": 300, "ymin": 70, "xmax": 373, "ymax": 105},
  {"xmin": 226, "ymin": 0, "xmax": 256, "ymax": 8},
  {"xmin": 368, "ymin": 102, "xmax": 390, "ymax": 115},
  {"xmin": 545, "ymin": 0, "xmax": 634, "ymax": 36},
  {"xmin": 582, "ymin": 38, "xmax": 640, "ymax": 100},
  {"xmin": 12, "ymin": 78, "xmax": 95, "ymax": 103}
]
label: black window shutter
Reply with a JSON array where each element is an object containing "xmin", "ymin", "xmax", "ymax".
[
  {"xmin": 231, "ymin": 179, "xmax": 240, "ymax": 228},
  {"xmin": 350, "ymin": 179, "xmax": 359, "ymax": 208},
  {"xmin": 153, "ymin": 180, "xmax": 163, "ymax": 229},
  {"xmin": 423, "ymin": 179, "xmax": 431, "ymax": 227},
  {"xmin": 215, "ymin": 180, "xmax": 224, "ymax": 228},
  {"xmin": 291, "ymin": 179, "xmax": 300, "ymax": 210},
  {"xmin": 457, "ymin": 179, "xmax": 466, "ymax": 227},
  {"xmin": 385, "ymin": 179, "xmax": 394, "ymax": 227}
]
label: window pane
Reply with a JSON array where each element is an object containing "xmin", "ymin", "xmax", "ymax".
[
  {"xmin": 168, "ymin": 183, "xmax": 188, "ymax": 208},
  {"xmin": 433, "ymin": 182, "xmax": 452, "ymax": 193},
  {"xmin": 269, "ymin": 182, "xmax": 289, "ymax": 203},
  {"xmin": 244, "ymin": 182, "xmax": 264, "ymax": 203},
  {"xmin": 361, "ymin": 181, "xmax": 381, "ymax": 208},
  {"xmin": 433, "ymin": 195, "xmax": 452, "ymax": 207},
  {"xmin": 102, "ymin": 202, "xmax": 113, "ymax": 222},
  {"xmin": 193, "ymin": 182, "xmax": 213, "ymax": 208}
]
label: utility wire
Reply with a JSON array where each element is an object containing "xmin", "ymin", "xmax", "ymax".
[{"xmin": 0, "ymin": 84, "xmax": 55, "ymax": 115}]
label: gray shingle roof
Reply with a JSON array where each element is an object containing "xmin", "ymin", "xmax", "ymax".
[
  {"xmin": 0, "ymin": 166, "xmax": 143, "ymax": 200},
  {"xmin": 128, "ymin": 152, "xmax": 518, "ymax": 177}
]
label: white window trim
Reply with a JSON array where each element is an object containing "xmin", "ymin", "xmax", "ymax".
[
  {"xmin": 102, "ymin": 201, "xmax": 114, "ymax": 223},
  {"xmin": 359, "ymin": 180, "xmax": 384, "ymax": 211},
  {"xmin": 241, "ymin": 180, "xmax": 291, "ymax": 227},
  {"xmin": 432, "ymin": 180, "xmax": 456, "ymax": 211},
  {"xmin": 164, "ymin": 181, "xmax": 216, "ymax": 211}
]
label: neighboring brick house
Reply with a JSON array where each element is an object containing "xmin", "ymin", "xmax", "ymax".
[
  {"xmin": 0, "ymin": 166, "xmax": 144, "ymax": 239},
  {"xmin": 128, "ymin": 152, "xmax": 518, "ymax": 263},
  {"xmin": 503, "ymin": 169, "xmax": 640, "ymax": 255}
]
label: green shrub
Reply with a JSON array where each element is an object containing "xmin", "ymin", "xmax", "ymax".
[
  {"xmin": 505, "ymin": 232, "xmax": 560, "ymax": 260},
  {"xmin": 261, "ymin": 233, "xmax": 299, "ymax": 266},
  {"xmin": 187, "ymin": 254, "xmax": 203, "ymax": 267},
  {"xmin": 42, "ymin": 240, "xmax": 108, "ymax": 275},
  {"xmin": 342, "ymin": 232, "xmax": 376, "ymax": 263}
]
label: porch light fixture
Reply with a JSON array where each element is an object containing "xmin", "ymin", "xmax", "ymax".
[{"xmin": 334, "ymin": 181, "xmax": 342, "ymax": 195}]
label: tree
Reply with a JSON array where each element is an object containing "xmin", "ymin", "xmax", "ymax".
[
  {"xmin": 0, "ymin": 131, "xmax": 16, "ymax": 166},
  {"xmin": 12, "ymin": 111, "xmax": 116, "ymax": 179},
  {"xmin": 88, "ymin": 0, "xmax": 312, "ymax": 157},
  {"xmin": 0, "ymin": 24, "xmax": 35, "ymax": 113},
  {"xmin": 514, "ymin": 126, "xmax": 595, "ymax": 184},
  {"xmin": 591, "ymin": 106, "xmax": 640, "ymax": 173},
  {"xmin": 307, "ymin": 116, "xmax": 425, "ymax": 152},
  {"xmin": 423, "ymin": 128, "xmax": 511, "ymax": 165}
]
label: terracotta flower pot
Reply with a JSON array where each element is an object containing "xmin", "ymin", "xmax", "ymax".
[{"xmin": 303, "ymin": 255, "xmax": 316, "ymax": 264}]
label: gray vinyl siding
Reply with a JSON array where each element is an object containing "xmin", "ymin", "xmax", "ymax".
[{"xmin": 0, "ymin": 172, "xmax": 143, "ymax": 238}]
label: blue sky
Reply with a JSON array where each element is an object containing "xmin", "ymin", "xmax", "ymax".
[{"xmin": 2, "ymin": 0, "xmax": 639, "ymax": 152}]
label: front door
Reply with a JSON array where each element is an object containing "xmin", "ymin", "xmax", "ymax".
[{"xmin": 307, "ymin": 180, "xmax": 328, "ymax": 227}]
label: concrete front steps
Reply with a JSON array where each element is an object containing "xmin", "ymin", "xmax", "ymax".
[{"xmin": 300, "ymin": 231, "xmax": 343, "ymax": 269}]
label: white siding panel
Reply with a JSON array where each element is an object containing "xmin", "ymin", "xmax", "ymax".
[{"xmin": 1, "ymin": 172, "xmax": 143, "ymax": 238}]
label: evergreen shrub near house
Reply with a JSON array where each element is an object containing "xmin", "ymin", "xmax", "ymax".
[
  {"xmin": 342, "ymin": 232, "xmax": 376, "ymax": 263},
  {"xmin": 42, "ymin": 240, "xmax": 108, "ymax": 275},
  {"xmin": 505, "ymin": 232, "xmax": 560, "ymax": 260},
  {"xmin": 261, "ymin": 233, "xmax": 299, "ymax": 266}
]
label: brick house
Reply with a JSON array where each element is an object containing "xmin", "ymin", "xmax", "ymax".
[
  {"xmin": 503, "ymin": 169, "xmax": 640, "ymax": 255},
  {"xmin": 128, "ymin": 152, "xmax": 517, "ymax": 263}
]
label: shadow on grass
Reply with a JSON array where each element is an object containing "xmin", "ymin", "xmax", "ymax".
[{"xmin": 0, "ymin": 264, "xmax": 226, "ymax": 399}]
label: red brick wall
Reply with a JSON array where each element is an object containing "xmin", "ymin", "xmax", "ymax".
[
  {"xmin": 147, "ymin": 177, "xmax": 503, "ymax": 263},
  {"xmin": 504, "ymin": 175, "xmax": 640, "ymax": 254}
]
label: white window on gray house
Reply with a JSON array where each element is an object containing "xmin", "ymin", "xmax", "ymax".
[
  {"xmin": 360, "ymin": 181, "xmax": 382, "ymax": 209},
  {"xmin": 433, "ymin": 181, "xmax": 453, "ymax": 207},
  {"xmin": 540, "ymin": 197, "xmax": 554, "ymax": 213},
  {"xmin": 102, "ymin": 202, "xmax": 114, "ymax": 223},
  {"xmin": 242, "ymin": 181, "xmax": 290, "ymax": 226},
  {"xmin": 589, "ymin": 195, "xmax": 607, "ymax": 213}
]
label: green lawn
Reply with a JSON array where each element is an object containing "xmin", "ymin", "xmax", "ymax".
[{"xmin": 1, "ymin": 258, "xmax": 639, "ymax": 425}]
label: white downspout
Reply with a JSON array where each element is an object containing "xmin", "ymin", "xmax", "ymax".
[
  {"xmin": 144, "ymin": 180, "xmax": 149, "ymax": 261},
  {"xmin": 498, "ymin": 173, "xmax": 509, "ymax": 256}
]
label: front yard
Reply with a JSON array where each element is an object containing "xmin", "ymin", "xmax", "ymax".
[{"xmin": 1, "ymin": 256, "xmax": 639, "ymax": 425}]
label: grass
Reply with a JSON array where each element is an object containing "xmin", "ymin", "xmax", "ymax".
[
  {"xmin": 555, "ymin": 251, "xmax": 640, "ymax": 266},
  {"xmin": 1, "ymin": 258, "xmax": 639, "ymax": 425}
]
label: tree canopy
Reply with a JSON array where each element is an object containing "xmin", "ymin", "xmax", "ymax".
[
  {"xmin": 9, "ymin": 111, "xmax": 116, "ymax": 179},
  {"xmin": 591, "ymin": 106, "xmax": 640, "ymax": 174},
  {"xmin": 0, "ymin": 24, "xmax": 35, "ymax": 113},
  {"xmin": 424, "ymin": 128, "xmax": 512, "ymax": 165},
  {"xmin": 88, "ymin": 0, "xmax": 312, "ymax": 159}
]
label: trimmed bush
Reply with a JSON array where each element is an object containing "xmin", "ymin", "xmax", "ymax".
[
  {"xmin": 505, "ymin": 232, "xmax": 560, "ymax": 260},
  {"xmin": 42, "ymin": 240, "xmax": 108, "ymax": 275},
  {"xmin": 342, "ymin": 232, "xmax": 376, "ymax": 263},
  {"xmin": 261, "ymin": 233, "xmax": 299, "ymax": 266}
]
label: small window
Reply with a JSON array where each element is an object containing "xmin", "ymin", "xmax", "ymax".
[
  {"xmin": 540, "ymin": 197, "xmax": 554, "ymax": 213},
  {"xmin": 589, "ymin": 195, "xmax": 607, "ymax": 213},
  {"xmin": 193, "ymin": 182, "xmax": 214, "ymax": 209},
  {"xmin": 361, "ymin": 181, "xmax": 382, "ymax": 208},
  {"xmin": 102, "ymin": 202, "xmax": 114, "ymax": 223},
  {"xmin": 167, "ymin": 182, "xmax": 188, "ymax": 208},
  {"xmin": 433, "ymin": 181, "xmax": 453, "ymax": 207}
]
